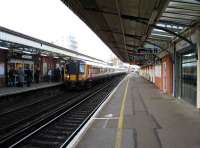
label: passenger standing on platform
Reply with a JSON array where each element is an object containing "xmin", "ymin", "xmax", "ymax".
[
  {"xmin": 56, "ymin": 67, "xmax": 61, "ymax": 82},
  {"xmin": 52, "ymin": 68, "xmax": 56, "ymax": 82},
  {"xmin": 26, "ymin": 67, "xmax": 32, "ymax": 87},
  {"xmin": 34, "ymin": 67, "xmax": 40, "ymax": 83},
  {"xmin": 18, "ymin": 67, "xmax": 24, "ymax": 87},
  {"xmin": 8, "ymin": 67, "xmax": 15, "ymax": 87},
  {"xmin": 61, "ymin": 66, "xmax": 64, "ymax": 81},
  {"xmin": 54, "ymin": 68, "xmax": 57, "ymax": 82},
  {"xmin": 48, "ymin": 69, "xmax": 52, "ymax": 82}
]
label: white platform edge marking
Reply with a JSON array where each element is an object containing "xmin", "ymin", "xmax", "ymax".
[{"xmin": 66, "ymin": 76, "xmax": 128, "ymax": 148}]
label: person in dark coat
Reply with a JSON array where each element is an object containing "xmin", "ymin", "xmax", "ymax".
[
  {"xmin": 56, "ymin": 67, "xmax": 61, "ymax": 82},
  {"xmin": 61, "ymin": 66, "xmax": 64, "ymax": 81},
  {"xmin": 18, "ymin": 67, "xmax": 24, "ymax": 87},
  {"xmin": 34, "ymin": 67, "xmax": 40, "ymax": 83},
  {"xmin": 26, "ymin": 67, "xmax": 32, "ymax": 87},
  {"xmin": 8, "ymin": 67, "xmax": 15, "ymax": 87}
]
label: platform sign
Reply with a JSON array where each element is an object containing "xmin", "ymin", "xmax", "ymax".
[
  {"xmin": 137, "ymin": 48, "xmax": 159, "ymax": 54},
  {"xmin": 0, "ymin": 63, "xmax": 5, "ymax": 76},
  {"xmin": 22, "ymin": 55, "xmax": 32, "ymax": 60}
]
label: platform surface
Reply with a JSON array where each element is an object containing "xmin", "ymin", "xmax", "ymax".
[
  {"xmin": 77, "ymin": 73, "xmax": 200, "ymax": 148},
  {"xmin": 0, "ymin": 82, "xmax": 63, "ymax": 97}
]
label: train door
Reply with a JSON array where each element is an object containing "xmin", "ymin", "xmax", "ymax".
[
  {"xmin": 79, "ymin": 62, "xmax": 85, "ymax": 80},
  {"xmin": 85, "ymin": 64, "xmax": 89, "ymax": 79},
  {"xmin": 88, "ymin": 65, "xmax": 92, "ymax": 78}
]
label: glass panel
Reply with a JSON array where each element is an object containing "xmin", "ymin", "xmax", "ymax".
[{"xmin": 181, "ymin": 52, "xmax": 197, "ymax": 105}]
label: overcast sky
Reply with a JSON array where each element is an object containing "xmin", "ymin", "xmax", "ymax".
[{"xmin": 0, "ymin": 0, "xmax": 117, "ymax": 62}]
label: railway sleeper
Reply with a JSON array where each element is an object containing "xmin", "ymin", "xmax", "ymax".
[
  {"xmin": 54, "ymin": 125, "xmax": 75, "ymax": 131},
  {"xmin": 66, "ymin": 116, "xmax": 85, "ymax": 120},
  {"xmin": 56, "ymin": 122, "xmax": 80, "ymax": 127},
  {"xmin": 44, "ymin": 129, "xmax": 71, "ymax": 135},
  {"xmin": 61, "ymin": 119, "xmax": 84, "ymax": 123},
  {"xmin": 29, "ymin": 139, "xmax": 61, "ymax": 147},
  {"xmin": 33, "ymin": 134, "xmax": 66, "ymax": 141}
]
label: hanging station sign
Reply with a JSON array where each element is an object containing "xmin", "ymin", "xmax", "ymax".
[
  {"xmin": 22, "ymin": 54, "xmax": 32, "ymax": 60},
  {"xmin": 8, "ymin": 51, "xmax": 33, "ymax": 60},
  {"xmin": 137, "ymin": 48, "xmax": 159, "ymax": 54}
]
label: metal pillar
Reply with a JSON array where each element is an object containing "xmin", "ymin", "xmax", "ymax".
[
  {"xmin": 196, "ymin": 28, "xmax": 200, "ymax": 109},
  {"xmin": 173, "ymin": 42, "xmax": 176, "ymax": 97}
]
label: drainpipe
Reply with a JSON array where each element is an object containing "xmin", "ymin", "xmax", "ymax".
[{"xmin": 197, "ymin": 28, "xmax": 200, "ymax": 109}]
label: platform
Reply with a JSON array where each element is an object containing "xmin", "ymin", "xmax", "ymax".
[
  {"xmin": 0, "ymin": 82, "xmax": 63, "ymax": 97},
  {"xmin": 73, "ymin": 73, "xmax": 200, "ymax": 148}
]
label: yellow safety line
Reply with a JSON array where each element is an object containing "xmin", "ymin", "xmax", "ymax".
[{"xmin": 115, "ymin": 77, "xmax": 129, "ymax": 148}]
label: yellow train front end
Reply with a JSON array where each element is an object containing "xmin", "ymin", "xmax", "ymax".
[{"xmin": 64, "ymin": 60, "xmax": 89, "ymax": 88}]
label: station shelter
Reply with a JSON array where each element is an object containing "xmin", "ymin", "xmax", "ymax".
[
  {"xmin": 0, "ymin": 48, "xmax": 65, "ymax": 87},
  {"xmin": 140, "ymin": 27, "xmax": 200, "ymax": 109}
]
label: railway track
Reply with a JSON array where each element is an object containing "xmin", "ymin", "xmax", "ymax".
[{"xmin": 0, "ymin": 75, "xmax": 124, "ymax": 148}]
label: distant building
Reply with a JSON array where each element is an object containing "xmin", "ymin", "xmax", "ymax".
[
  {"xmin": 67, "ymin": 35, "xmax": 78, "ymax": 51},
  {"xmin": 110, "ymin": 55, "xmax": 123, "ymax": 66}
]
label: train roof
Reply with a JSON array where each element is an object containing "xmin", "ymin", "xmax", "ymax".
[
  {"xmin": 67, "ymin": 59, "xmax": 128, "ymax": 70},
  {"xmin": 85, "ymin": 61, "xmax": 114, "ymax": 69}
]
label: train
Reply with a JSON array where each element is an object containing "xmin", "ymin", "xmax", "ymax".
[{"xmin": 64, "ymin": 60, "xmax": 127, "ymax": 88}]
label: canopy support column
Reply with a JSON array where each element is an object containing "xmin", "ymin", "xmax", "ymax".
[{"xmin": 196, "ymin": 28, "xmax": 200, "ymax": 109}]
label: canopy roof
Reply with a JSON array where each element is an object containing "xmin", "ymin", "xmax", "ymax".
[{"xmin": 62, "ymin": 0, "xmax": 200, "ymax": 65}]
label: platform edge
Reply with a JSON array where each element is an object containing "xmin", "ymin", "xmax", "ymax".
[{"xmin": 66, "ymin": 75, "xmax": 128, "ymax": 148}]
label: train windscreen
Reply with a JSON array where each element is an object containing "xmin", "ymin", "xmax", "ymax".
[
  {"xmin": 66, "ymin": 62, "xmax": 78, "ymax": 74},
  {"xmin": 79, "ymin": 63, "xmax": 85, "ymax": 74}
]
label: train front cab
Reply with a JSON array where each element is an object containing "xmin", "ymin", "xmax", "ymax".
[{"xmin": 64, "ymin": 60, "xmax": 88, "ymax": 88}]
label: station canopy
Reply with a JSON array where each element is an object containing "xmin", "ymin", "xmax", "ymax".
[{"xmin": 61, "ymin": 0, "xmax": 200, "ymax": 65}]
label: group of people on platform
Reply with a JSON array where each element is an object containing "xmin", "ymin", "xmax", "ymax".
[
  {"xmin": 8, "ymin": 66, "xmax": 33, "ymax": 87},
  {"xmin": 8, "ymin": 66, "xmax": 64, "ymax": 88},
  {"xmin": 47, "ymin": 67, "xmax": 64, "ymax": 83}
]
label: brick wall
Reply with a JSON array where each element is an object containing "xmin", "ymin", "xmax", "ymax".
[
  {"xmin": 139, "ymin": 55, "xmax": 173, "ymax": 95},
  {"xmin": 155, "ymin": 77, "xmax": 162, "ymax": 89}
]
